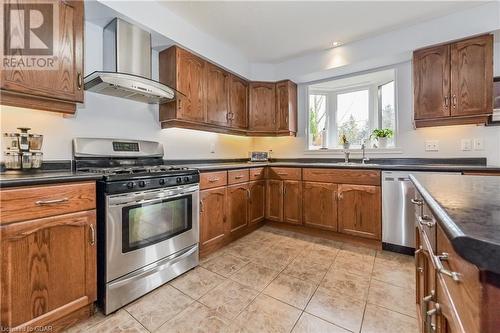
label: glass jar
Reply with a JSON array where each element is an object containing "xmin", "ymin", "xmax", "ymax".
[
  {"xmin": 4, "ymin": 151, "xmax": 22, "ymax": 169},
  {"xmin": 3, "ymin": 133, "xmax": 20, "ymax": 151},
  {"xmin": 29, "ymin": 134, "xmax": 43, "ymax": 150},
  {"xmin": 21, "ymin": 152, "xmax": 32, "ymax": 169},
  {"xmin": 31, "ymin": 152, "xmax": 43, "ymax": 169}
]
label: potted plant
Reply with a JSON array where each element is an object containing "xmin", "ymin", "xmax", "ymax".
[
  {"xmin": 339, "ymin": 133, "xmax": 350, "ymax": 150},
  {"xmin": 370, "ymin": 128, "xmax": 393, "ymax": 148}
]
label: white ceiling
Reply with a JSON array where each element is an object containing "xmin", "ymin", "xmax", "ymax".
[{"xmin": 159, "ymin": 1, "xmax": 489, "ymax": 63}]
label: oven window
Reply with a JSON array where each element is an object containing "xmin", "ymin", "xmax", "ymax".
[{"xmin": 122, "ymin": 195, "xmax": 192, "ymax": 252}]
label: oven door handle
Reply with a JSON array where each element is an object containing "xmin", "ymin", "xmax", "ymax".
[
  {"xmin": 108, "ymin": 245, "xmax": 198, "ymax": 289},
  {"xmin": 110, "ymin": 191, "xmax": 197, "ymax": 207}
]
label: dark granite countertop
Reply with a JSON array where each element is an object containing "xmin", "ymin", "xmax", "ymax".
[
  {"xmin": 410, "ymin": 174, "xmax": 500, "ymax": 274},
  {"xmin": 0, "ymin": 170, "xmax": 103, "ymax": 188}
]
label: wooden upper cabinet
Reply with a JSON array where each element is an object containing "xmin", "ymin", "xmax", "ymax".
[
  {"xmin": 276, "ymin": 80, "xmax": 298, "ymax": 134},
  {"xmin": 0, "ymin": 210, "xmax": 96, "ymax": 330},
  {"xmin": 248, "ymin": 180, "xmax": 266, "ymax": 225},
  {"xmin": 337, "ymin": 184, "xmax": 381, "ymax": 240},
  {"xmin": 283, "ymin": 180, "xmax": 302, "ymax": 224},
  {"xmin": 206, "ymin": 63, "xmax": 230, "ymax": 126},
  {"xmin": 229, "ymin": 75, "xmax": 249, "ymax": 129},
  {"xmin": 200, "ymin": 187, "xmax": 227, "ymax": 249},
  {"xmin": 227, "ymin": 183, "xmax": 249, "ymax": 234},
  {"xmin": 0, "ymin": 0, "xmax": 84, "ymax": 114},
  {"xmin": 266, "ymin": 179, "xmax": 283, "ymax": 221},
  {"xmin": 159, "ymin": 46, "xmax": 206, "ymax": 123},
  {"xmin": 249, "ymin": 82, "xmax": 277, "ymax": 132},
  {"xmin": 451, "ymin": 35, "xmax": 493, "ymax": 118},
  {"xmin": 413, "ymin": 34, "xmax": 493, "ymax": 127},
  {"xmin": 413, "ymin": 44, "xmax": 451, "ymax": 120},
  {"xmin": 303, "ymin": 182, "xmax": 337, "ymax": 231}
]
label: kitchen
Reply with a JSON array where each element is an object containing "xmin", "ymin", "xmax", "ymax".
[{"xmin": 1, "ymin": 1, "xmax": 500, "ymax": 332}]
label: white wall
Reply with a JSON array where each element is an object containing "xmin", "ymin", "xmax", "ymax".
[
  {"xmin": 0, "ymin": 22, "xmax": 253, "ymax": 161},
  {"xmin": 252, "ymin": 62, "xmax": 500, "ymax": 165}
]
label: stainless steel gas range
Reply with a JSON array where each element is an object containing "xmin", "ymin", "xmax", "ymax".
[{"xmin": 73, "ymin": 138, "xmax": 199, "ymax": 315}]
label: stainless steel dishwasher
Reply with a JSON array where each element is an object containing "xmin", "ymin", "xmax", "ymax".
[{"xmin": 381, "ymin": 170, "xmax": 460, "ymax": 254}]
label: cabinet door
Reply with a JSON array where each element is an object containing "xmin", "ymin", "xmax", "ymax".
[
  {"xmin": 266, "ymin": 180, "xmax": 283, "ymax": 221},
  {"xmin": 229, "ymin": 75, "xmax": 249, "ymax": 129},
  {"xmin": 248, "ymin": 180, "xmax": 265, "ymax": 225},
  {"xmin": 0, "ymin": 210, "xmax": 96, "ymax": 329},
  {"xmin": 337, "ymin": 184, "xmax": 381, "ymax": 239},
  {"xmin": 249, "ymin": 82, "xmax": 276, "ymax": 131},
  {"xmin": 1, "ymin": 0, "xmax": 84, "ymax": 103},
  {"xmin": 276, "ymin": 81, "xmax": 297, "ymax": 133},
  {"xmin": 283, "ymin": 180, "xmax": 302, "ymax": 224},
  {"xmin": 206, "ymin": 63, "xmax": 230, "ymax": 127},
  {"xmin": 450, "ymin": 34, "xmax": 493, "ymax": 117},
  {"xmin": 303, "ymin": 182, "xmax": 337, "ymax": 231},
  {"xmin": 177, "ymin": 48, "xmax": 206, "ymax": 122},
  {"xmin": 413, "ymin": 44, "xmax": 451, "ymax": 120},
  {"xmin": 200, "ymin": 187, "xmax": 227, "ymax": 248},
  {"xmin": 227, "ymin": 183, "xmax": 249, "ymax": 234}
]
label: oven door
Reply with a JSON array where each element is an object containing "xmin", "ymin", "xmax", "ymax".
[{"xmin": 105, "ymin": 184, "xmax": 199, "ymax": 282}]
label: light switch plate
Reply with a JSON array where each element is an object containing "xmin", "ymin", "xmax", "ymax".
[
  {"xmin": 461, "ymin": 139, "xmax": 472, "ymax": 151},
  {"xmin": 473, "ymin": 138, "xmax": 484, "ymax": 151},
  {"xmin": 425, "ymin": 140, "xmax": 439, "ymax": 152}
]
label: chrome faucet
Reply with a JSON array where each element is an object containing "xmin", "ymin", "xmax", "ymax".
[
  {"xmin": 361, "ymin": 141, "xmax": 370, "ymax": 164},
  {"xmin": 343, "ymin": 149, "xmax": 350, "ymax": 163}
]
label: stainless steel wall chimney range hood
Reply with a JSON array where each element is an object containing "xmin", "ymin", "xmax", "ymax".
[{"xmin": 84, "ymin": 18, "xmax": 179, "ymax": 104}]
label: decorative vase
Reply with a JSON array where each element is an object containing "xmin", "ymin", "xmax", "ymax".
[
  {"xmin": 378, "ymin": 137, "xmax": 388, "ymax": 148},
  {"xmin": 342, "ymin": 143, "xmax": 350, "ymax": 150}
]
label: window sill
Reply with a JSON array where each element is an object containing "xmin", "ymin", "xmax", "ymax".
[{"xmin": 304, "ymin": 147, "xmax": 403, "ymax": 155}]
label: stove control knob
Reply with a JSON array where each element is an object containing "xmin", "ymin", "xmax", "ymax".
[
  {"xmin": 138, "ymin": 181, "xmax": 146, "ymax": 187},
  {"xmin": 184, "ymin": 176, "xmax": 190, "ymax": 182},
  {"xmin": 159, "ymin": 179, "xmax": 165, "ymax": 185},
  {"xmin": 126, "ymin": 182, "xmax": 135, "ymax": 189},
  {"xmin": 176, "ymin": 177, "xmax": 182, "ymax": 183}
]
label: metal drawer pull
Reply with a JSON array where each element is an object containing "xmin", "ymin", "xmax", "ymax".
[
  {"xmin": 435, "ymin": 252, "xmax": 461, "ymax": 282},
  {"xmin": 426, "ymin": 304, "xmax": 440, "ymax": 333},
  {"xmin": 208, "ymin": 178, "xmax": 220, "ymax": 183},
  {"xmin": 418, "ymin": 215, "xmax": 435, "ymax": 228},
  {"xmin": 35, "ymin": 198, "xmax": 69, "ymax": 205},
  {"xmin": 234, "ymin": 175, "xmax": 244, "ymax": 179},
  {"xmin": 411, "ymin": 198, "xmax": 423, "ymax": 206},
  {"xmin": 276, "ymin": 172, "xmax": 288, "ymax": 176},
  {"xmin": 89, "ymin": 224, "xmax": 95, "ymax": 246},
  {"xmin": 200, "ymin": 200, "xmax": 204, "ymax": 212},
  {"xmin": 421, "ymin": 291, "xmax": 435, "ymax": 321},
  {"xmin": 415, "ymin": 246, "xmax": 424, "ymax": 273}
]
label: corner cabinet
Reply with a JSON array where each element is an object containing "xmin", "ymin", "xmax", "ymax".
[
  {"xmin": 413, "ymin": 34, "xmax": 493, "ymax": 128},
  {"xmin": 159, "ymin": 46, "xmax": 297, "ymax": 136},
  {"xmin": 0, "ymin": 0, "xmax": 84, "ymax": 114},
  {"xmin": 0, "ymin": 182, "xmax": 96, "ymax": 332}
]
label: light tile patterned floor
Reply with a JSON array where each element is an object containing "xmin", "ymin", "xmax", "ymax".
[{"xmin": 66, "ymin": 226, "xmax": 418, "ymax": 333}]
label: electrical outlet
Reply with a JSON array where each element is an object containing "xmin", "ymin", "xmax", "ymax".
[
  {"xmin": 461, "ymin": 139, "xmax": 472, "ymax": 151},
  {"xmin": 473, "ymin": 138, "xmax": 484, "ymax": 151},
  {"xmin": 209, "ymin": 143, "xmax": 216, "ymax": 153},
  {"xmin": 425, "ymin": 140, "xmax": 439, "ymax": 152}
]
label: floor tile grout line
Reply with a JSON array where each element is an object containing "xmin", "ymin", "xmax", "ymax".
[{"xmin": 359, "ymin": 248, "xmax": 378, "ymax": 333}]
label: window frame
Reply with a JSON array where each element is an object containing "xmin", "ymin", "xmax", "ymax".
[{"xmin": 305, "ymin": 67, "xmax": 400, "ymax": 152}]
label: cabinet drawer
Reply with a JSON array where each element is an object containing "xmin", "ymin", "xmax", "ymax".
[
  {"xmin": 228, "ymin": 169, "xmax": 250, "ymax": 184},
  {"xmin": 249, "ymin": 167, "xmax": 265, "ymax": 180},
  {"xmin": 200, "ymin": 171, "xmax": 228, "ymax": 189},
  {"xmin": 436, "ymin": 224, "xmax": 480, "ymax": 333},
  {"xmin": 303, "ymin": 168, "xmax": 380, "ymax": 185},
  {"xmin": 268, "ymin": 167, "xmax": 301, "ymax": 180},
  {"xmin": 0, "ymin": 182, "xmax": 96, "ymax": 225}
]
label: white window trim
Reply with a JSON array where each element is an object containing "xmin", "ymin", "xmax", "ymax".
[{"xmin": 306, "ymin": 67, "xmax": 401, "ymax": 152}]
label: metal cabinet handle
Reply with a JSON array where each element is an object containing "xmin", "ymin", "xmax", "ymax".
[
  {"xmin": 411, "ymin": 198, "xmax": 423, "ymax": 206},
  {"xmin": 246, "ymin": 188, "xmax": 251, "ymax": 199},
  {"xmin": 434, "ymin": 252, "xmax": 461, "ymax": 282},
  {"xmin": 421, "ymin": 290, "xmax": 435, "ymax": 323},
  {"xmin": 337, "ymin": 192, "xmax": 343, "ymax": 200},
  {"xmin": 418, "ymin": 215, "xmax": 435, "ymax": 228},
  {"xmin": 415, "ymin": 246, "xmax": 424, "ymax": 273},
  {"xmin": 200, "ymin": 200, "xmax": 204, "ymax": 212},
  {"xmin": 77, "ymin": 73, "xmax": 83, "ymax": 90},
  {"xmin": 208, "ymin": 178, "xmax": 220, "ymax": 183},
  {"xmin": 276, "ymin": 172, "xmax": 288, "ymax": 176},
  {"xmin": 283, "ymin": 184, "xmax": 287, "ymax": 195},
  {"xmin": 89, "ymin": 224, "xmax": 95, "ymax": 246},
  {"xmin": 35, "ymin": 198, "xmax": 69, "ymax": 205},
  {"xmin": 426, "ymin": 303, "xmax": 441, "ymax": 333},
  {"xmin": 234, "ymin": 175, "xmax": 244, "ymax": 179},
  {"xmin": 452, "ymin": 94, "xmax": 457, "ymax": 108},
  {"xmin": 444, "ymin": 96, "xmax": 449, "ymax": 107}
]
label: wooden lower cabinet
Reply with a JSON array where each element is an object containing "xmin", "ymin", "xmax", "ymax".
[
  {"xmin": 200, "ymin": 187, "xmax": 227, "ymax": 248},
  {"xmin": 337, "ymin": 184, "xmax": 381, "ymax": 240},
  {"xmin": 283, "ymin": 180, "xmax": 302, "ymax": 224},
  {"xmin": 266, "ymin": 179, "xmax": 284, "ymax": 221},
  {"xmin": 303, "ymin": 182, "xmax": 337, "ymax": 231},
  {"xmin": 248, "ymin": 180, "xmax": 265, "ymax": 224},
  {"xmin": 0, "ymin": 210, "xmax": 96, "ymax": 330},
  {"xmin": 227, "ymin": 183, "xmax": 249, "ymax": 234}
]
